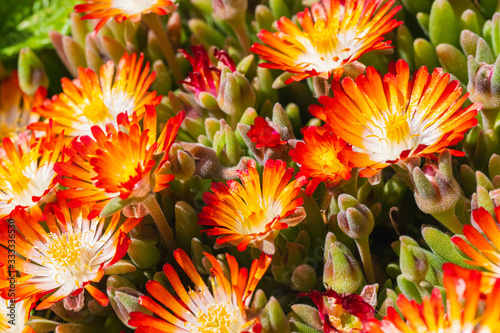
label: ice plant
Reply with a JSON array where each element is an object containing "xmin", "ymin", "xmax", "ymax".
[
  {"xmin": 0, "ymin": 297, "xmax": 35, "ymax": 333},
  {"xmin": 290, "ymin": 126, "xmax": 352, "ymax": 195},
  {"xmin": 0, "ymin": 132, "xmax": 63, "ymax": 219},
  {"xmin": 128, "ymin": 248, "xmax": 272, "ymax": 332},
  {"xmin": 0, "ymin": 71, "xmax": 46, "ymax": 143},
  {"xmin": 247, "ymin": 117, "xmax": 287, "ymax": 149},
  {"xmin": 198, "ymin": 159, "xmax": 307, "ymax": 254},
  {"xmin": 75, "ymin": 0, "xmax": 174, "ymax": 33},
  {"xmin": 55, "ymin": 108, "xmax": 185, "ymax": 250},
  {"xmin": 366, "ymin": 264, "xmax": 500, "ymax": 332},
  {"xmin": 0, "ymin": 205, "xmax": 141, "ymax": 310},
  {"xmin": 303, "ymin": 290, "xmax": 375, "ymax": 333},
  {"xmin": 452, "ymin": 207, "xmax": 500, "ymax": 279},
  {"xmin": 251, "ymin": 0, "xmax": 402, "ymax": 83},
  {"xmin": 180, "ymin": 45, "xmax": 236, "ymax": 108},
  {"xmin": 31, "ymin": 53, "xmax": 160, "ymax": 138},
  {"xmin": 316, "ymin": 60, "xmax": 481, "ymax": 177}
]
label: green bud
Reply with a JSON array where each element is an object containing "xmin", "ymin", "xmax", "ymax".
[
  {"xmin": 18, "ymin": 48, "xmax": 49, "ymax": 95},
  {"xmin": 461, "ymin": 10, "xmax": 481, "ymax": 35},
  {"xmin": 414, "ymin": 38, "xmax": 440, "ymax": 70},
  {"xmin": 175, "ymin": 201, "xmax": 201, "ymax": 254},
  {"xmin": 107, "ymin": 287, "xmax": 152, "ymax": 328},
  {"xmin": 223, "ymin": 123, "xmax": 241, "ymax": 166},
  {"xmin": 170, "ymin": 150, "xmax": 196, "ymax": 181},
  {"xmin": 429, "ymin": 0, "xmax": 461, "ymax": 48},
  {"xmin": 261, "ymin": 297, "xmax": 290, "ymax": 333},
  {"xmin": 477, "ymin": 186, "xmax": 496, "ymax": 216},
  {"xmin": 416, "ymin": 13, "xmax": 430, "ymax": 36},
  {"xmin": 400, "ymin": 243, "xmax": 429, "ymax": 283},
  {"xmin": 236, "ymin": 54, "xmax": 255, "ymax": 75},
  {"xmin": 461, "ymin": 30, "xmax": 480, "ymax": 57},
  {"xmin": 62, "ymin": 35, "xmax": 87, "ymax": 77},
  {"xmin": 290, "ymin": 304, "xmax": 323, "ymax": 332},
  {"xmin": 291, "ymin": 264, "xmax": 317, "ymax": 292},
  {"xmin": 436, "ymin": 44, "xmax": 468, "ymax": 82},
  {"xmin": 337, "ymin": 194, "xmax": 374, "ymax": 240},
  {"xmin": 127, "ymin": 239, "xmax": 162, "ymax": 269},
  {"xmin": 218, "ymin": 70, "xmax": 256, "ymax": 125},
  {"xmin": 252, "ymin": 289, "xmax": 268, "ymax": 313},
  {"xmin": 273, "ymin": 71, "xmax": 294, "ymax": 89},
  {"xmin": 272, "ymin": 103, "xmax": 294, "ymax": 136}
]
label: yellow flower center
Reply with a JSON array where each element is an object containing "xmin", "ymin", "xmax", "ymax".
[
  {"xmin": 318, "ymin": 149, "xmax": 343, "ymax": 175},
  {"xmin": 384, "ymin": 113, "xmax": 411, "ymax": 145},
  {"xmin": 45, "ymin": 231, "xmax": 85, "ymax": 268},
  {"xmin": 194, "ymin": 302, "xmax": 239, "ymax": 333},
  {"xmin": 309, "ymin": 19, "xmax": 338, "ymax": 58},
  {"xmin": 80, "ymin": 98, "xmax": 112, "ymax": 125},
  {"xmin": 0, "ymin": 123, "xmax": 15, "ymax": 141},
  {"xmin": 328, "ymin": 303, "xmax": 363, "ymax": 332}
]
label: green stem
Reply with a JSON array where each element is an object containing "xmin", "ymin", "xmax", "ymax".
[
  {"xmin": 356, "ymin": 238, "xmax": 376, "ymax": 285},
  {"xmin": 143, "ymin": 194, "xmax": 177, "ymax": 252},
  {"xmin": 481, "ymin": 107, "xmax": 500, "ymax": 132},
  {"xmin": 143, "ymin": 13, "xmax": 183, "ymax": 83},
  {"xmin": 432, "ymin": 208, "xmax": 464, "ymax": 235},
  {"xmin": 228, "ymin": 19, "xmax": 250, "ymax": 55}
]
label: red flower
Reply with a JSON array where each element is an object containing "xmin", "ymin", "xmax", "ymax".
[{"xmin": 247, "ymin": 117, "xmax": 287, "ymax": 149}]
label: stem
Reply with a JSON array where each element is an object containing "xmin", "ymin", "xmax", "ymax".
[
  {"xmin": 228, "ymin": 19, "xmax": 250, "ymax": 55},
  {"xmin": 481, "ymin": 107, "xmax": 500, "ymax": 131},
  {"xmin": 432, "ymin": 208, "xmax": 464, "ymax": 235},
  {"xmin": 143, "ymin": 194, "xmax": 177, "ymax": 252},
  {"xmin": 143, "ymin": 13, "xmax": 183, "ymax": 83},
  {"xmin": 355, "ymin": 238, "xmax": 376, "ymax": 285}
]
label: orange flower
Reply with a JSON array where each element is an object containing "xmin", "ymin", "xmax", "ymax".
[
  {"xmin": 129, "ymin": 249, "xmax": 271, "ymax": 332},
  {"xmin": 75, "ymin": 0, "xmax": 174, "ymax": 33},
  {"xmin": 31, "ymin": 53, "xmax": 160, "ymax": 138},
  {"xmin": 251, "ymin": 0, "xmax": 401, "ymax": 83},
  {"xmin": 0, "ymin": 132, "xmax": 63, "ymax": 219},
  {"xmin": 0, "ymin": 71, "xmax": 46, "ymax": 143},
  {"xmin": 0, "ymin": 205, "xmax": 141, "ymax": 310},
  {"xmin": 452, "ymin": 207, "xmax": 500, "ymax": 279},
  {"xmin": 0, "ymin": 297, "xmax": 35, "ymax": 333},
  {"xmin": 366, "ymin": 264, "xmax": 500, "ymax": 332},
  {"xmin": 198, "ymin": 159, "xmax": 307, "ymax": 254},
  {"xmin": 290, "ymin": 126, "xmax": 352, "ymax": 195},
  {"xmin": 316, "ymin": 60, "xmax": 480, "ymax": 177},
  {"xmin": 55, "ymin": 108, "xmax": 184, "ymax": 218}
]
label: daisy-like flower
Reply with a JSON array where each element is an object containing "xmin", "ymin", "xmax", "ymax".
[
  {"xmin": 0, "ymin": 297, "xmax": 35, "ymax": 333},
  {"xmin": 247, "ymin": 117, "xmax": 287, "ymax": 149},
  {"xmin": 0, "ymin": 205, "xmax": 141, "ymax": 310},
  {"xmin": 180, "ymin": 45, "xmax": 236, "ymax": 108},
  {"xmin": 303, "ymin": 290, "xmax": 375, "ymax": 333},
  {"xmin": 366, "ymin": 263, "xmax": 500, "ymax": 332},
  {"xmin": 452, "ymin": 207, "xmax": 500, "ymax": 279},
  {"xmin": 198, "ymin": 159, "xmax": 307, "ymax": 254},
  {"xmin": 0, "ymin": 71, "xmax": 46, "ymax": 143},
  {"xmin": 31, "ymin": 53, "xmax": 161, "ymax": 138},
  {"xmin": 128, "ymin": 248, "xmax": 272, "ymax": 332},
  {"xmin": 0, "ymin": 132, "xmax": 63, "ymax": 220},
  {"xmin": 55, "ymin": 107, "xmax": 185, "ymax": 218},
  {"xmin": 316, "ymin": 60, "xmax": 481, "ymax": 177},
  {"xmin": 251, "ymin": 0, "xmax": 402, "ymax": 83},
  {"xmin": 290, "ymin": 126, "xmax": 352, "ymax": 195},
  {"xmin": 75, "ymin": 0, "xmax": 174, "ymax": 33}
]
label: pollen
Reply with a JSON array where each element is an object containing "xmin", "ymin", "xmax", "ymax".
[
  {"xmin": 384, "ymin": 113, "xmax": 411, "ymax": 145},
  {"xmin": 44, "ymin": 230, "xmax": 85, "ymax": 268},
  {"xmin": 193, "ymin": 302, "xmax": 239, "ymax": 333}
]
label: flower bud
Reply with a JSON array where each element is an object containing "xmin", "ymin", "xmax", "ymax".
[
  {"xmin": 18, "ymin": 47, "xmax": 49, "ymax": 95},
  {"xmin": 291, "ymin": 264, "xmax": 317, "ymax": 292},
  {"xmin": 175, "ymin": 201, "xmax": 202, "ymax": 253},
  {"xmin": 467, "ymin": 55, "xmax": 500, "ymax": 109},
  {"xmin": 337, "ymin": 194, "xmax": 374, "ymax": 240},
  {"xmin": 217, "ymin": 69, "xmax": 255, "ymax": 125},
  {"xmin": 169, "ymin": 149, "xmax": 196, "ymax": 180},
  {"xmin": 107, "ymin": 287, "xmax": 152, "ymax": 329},
  {"xmin": 399, "ymin": 243, "xmax": 429, "ymax": 284},
  {"xmin": 213, "ymin": 0, "xmax": 247, "ymax": 21},
  {"xmin": 429, "ymin": 0, "xmax": 461, "ymax": 48},
  {"xmin": 260, "ymin": 297, "xmax": 290, "ymax": 333},
  {"xmin": 461, "ymin": 30, "xmax": 480, "ymax": 57}
]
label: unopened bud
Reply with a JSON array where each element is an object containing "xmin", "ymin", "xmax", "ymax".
[
  {"xmin": 107, "ymin": 287, "xmax": 152, "ymax": 329},
  {"xmin": 18, "ymin": 48, "xmax": 49, "ymax": 95},
  {"xmin": 213, "ymin": 0, "xmax": 247, "ymax": 21},
  {"xmin": 400, "ymin": 243, "xmax": 429, "ymax": 284},
  {"xmin": 170, "ymin": 150, "xmax": 196, "ymax": 180},
  {"xmin": 337, "ymin": 194, "xmax": 374, "ymax": 240}
]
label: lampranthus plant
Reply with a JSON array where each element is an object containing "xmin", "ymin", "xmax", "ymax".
[
  {"xmin": 251, "ymin": 0, "xmax": 402, "ymax": 83},
  {"xmin": 31, "ymin": 53, "xmax": 161, "ymax": 138},
  {"xmin": 128, "ymin": 249, "xmax": 272, "ymax": 332},
  {"xmin": 366, "ymin": 264, "xmax": 500, "ymax": 332},
  {"xmin": 290, "ymin": 126, "xmax": 352, "ymax": 195},
  {"xmin": 198, "ymin": 159, "xmax": 307, "ymax": 254},
  {"xmin": 0, "ymin": 204, "xmax": 141, "ymax": 310},
  {"xmin": 75, "ymin": 0, "xmax": 174, "ymax": 33},
  {"xmin": 315, "ymin": 59, "xmax": 481, "ymax": 177}
]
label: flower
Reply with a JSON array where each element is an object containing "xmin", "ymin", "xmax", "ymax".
[
  {"xmin": 290, "ymin": 126, "xmax": 352, "ymax": 195},
  {"xmin": 251, "ymin": 0, "xmax": 402, "ymax": 83},
  {"xmin": 367, "ymin": 264, "xmax": 500, "ymax": 332},
  {"xmin": 0, "ymin": 297, "xmax": 35, "ymax": 333},
  {"xmin": 0, "ymin": 71, "xmax": 46, "ymax": 143},
  {"xmin": 247, "ymin": 117, "xmax": 287, "ymax": 149},
  {"xmin": 75, "ymin": 0, "xmax": 174, "ymax": 33},
  {"xmin": 31, "ymin": 53, "xmax": 161, "ymax": 138},
  {"xmin": 316, "ymin": 60, "xmax": 481, "ymax": 177},
  {"xmin": 180, "ymin": 45, "xmax": 236, "ymax": 107},
  {"xmin": 0, "ymin": 132, "xmax": 63, "ymax": 219},
  {"xmin": 452, "ymin": 207, "xmax": 500, "ymax": 278},
  {"xmin": 303, "ymin": 290, "xmax": 375, "ymax": 333},
  {"xmin": 128, "ymin": 248, "xmax": 271, "ymax": 332},
  {"xmin": 0, "ymin": 205, "xmax": 141, "ymax": 310},
  {"xmin": 55, "ymin": 108, "xmax": 185, "ymax": 218},
  {"xmin": 198, "ymin": 159, "xmax": 307, "ymax": 254}
]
